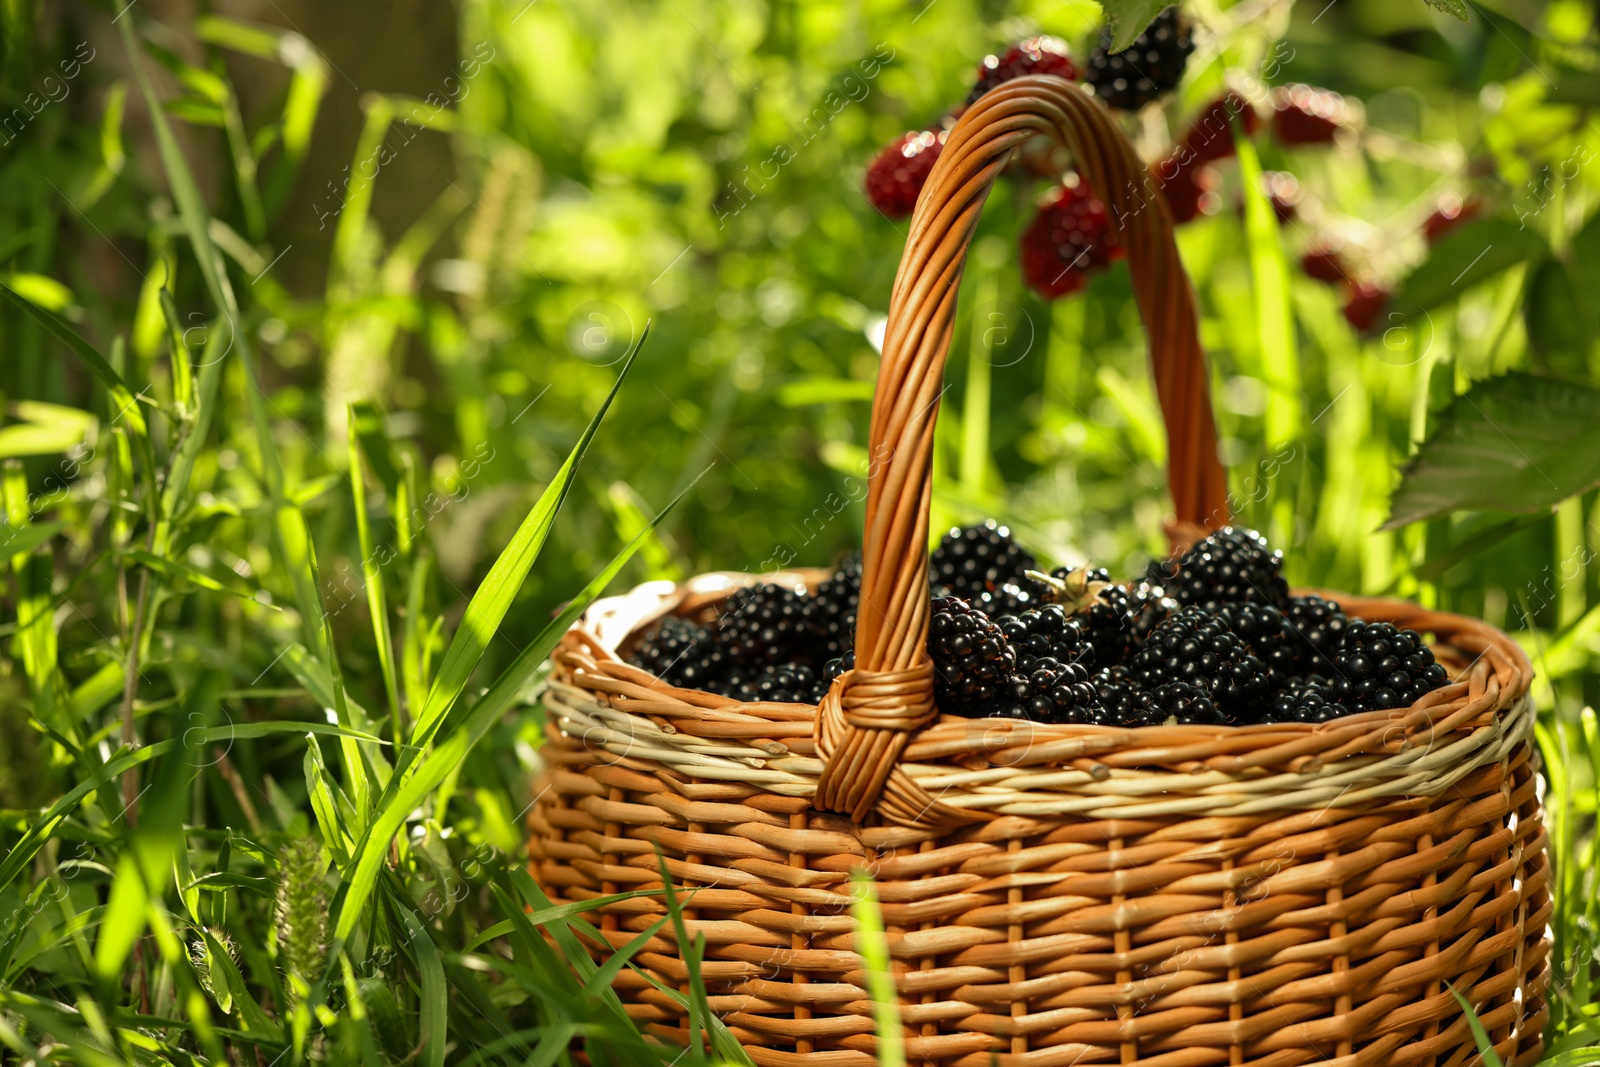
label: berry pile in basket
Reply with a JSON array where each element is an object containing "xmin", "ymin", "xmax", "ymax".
[
  {"xmin": 861, "ymin": 9, "xmax": 1490, "ymax": 332},
  {"xmin": 627, "ymin": 522, "xmax": 1450, "ymax": 727}
]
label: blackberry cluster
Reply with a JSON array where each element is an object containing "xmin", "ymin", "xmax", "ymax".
[
  {"xmin": 931, "ymin": 521, "xmax": 1037, "ymax": 603},
  {"xmin": 805, "ymin": 553, "xmax": 861, "ymax": 658},
  {"xmin": 1154, "ymin": 526, "xmax": 1290, "ymax": 611},
  {"xmin": 929, "ymin": 596, "xmax": 1016, "ymax": 716},
  {"xmin": 1129, "ymin": 606, "xmax": 1269, "ymax": 710},
  {"xmin": 1331, "ymin": 621, "xmax": 1449, "ymax": 713},
  {"xmin": 1085, "ymin": 7, "xmax": 1194, "ymax": 112},
  {"xmin": 627, "ymin": 524, "xmax": 1452, "ymax": 727},
  {"xmin": 1007, "ymin": 656, "xmax": 1098, "ymax": 724},
  {"xmin": 1284, "ymin": 595, "xmax": 1348, "ymax": 672},
  {"xmin": 719, "ymin": 583, "xmax": 816, "ymax": 667}
]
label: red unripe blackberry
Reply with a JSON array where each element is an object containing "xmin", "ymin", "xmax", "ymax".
[
  {"xmin": 718, "ymin": 583, "xmax": 816, "ymax": 667},
  {"xmin": 863, "ymin": 129, "xmax": 947, "ymax": 219},
  {"xmin": 1153, "ymin": 526, "xmax": 1289, "ymax": 611},
  {"xmin": 1266, "ymin": 680, "xmax": 1350, "ymax": 723},
  {"xmin": 1145, "ymin": 680, "xmax": 1225, "ymax": 725},
  {"xmin": 805, "ymin": 553, "xmax": 861, "ymax": 658},
  {"xmin": 1154, "ymin": 156, "xmax": 1219, "ymax": 224},
  {"xmin": 1085, "ymin": 7, "xmax": 1194, "ymax": 112},
  {"xmin": 929, "ymin": 596, "xmax": 1016, "ymax": 716},
  {"xmin": 1342, "ymin": 279, "xmax": 1389, "ymax": 332},
  {"xmin": 968, "ymin": 36, "xmax": 1078, "ymax": 105},
  {"xmin": 931, "ymin": 520, "xmax": 1037, "ymax": 604},
  {"xmin": 1331, "ymin": 620, "xmax": 1448, "ymax": 713},
  {"xmin": 1019, "ymin": 179, "xmax": 1124, "ymax": 299},
  {"xmin": 1301, "ymin": 243, "xmax": 1347, "ymax": 284},
  {"xmin": 1130, "ymin": 606, "xmax": 1270, "ymax": 708},
  {"xmin": 1271, "ymin": 84, "xmax": 1350, "ymax": 146},
  {"xmin": 1006, "ymin": 655, "xmax": 1099, "ymax": 724},
  {"xmin": 1177, "ymin": 92, "xmax": 1262, "ymax": 167},
  {"xmin": 1423, "ymin": 195, "xmax": 1481, "ymax": 244},
  {"xmin": 629, "ymin": 616, "xmax": 726, "ymax": 689},
  {"xmin": 1284, "ymin": 595, "xmax": 1349, "ymax": 674}
]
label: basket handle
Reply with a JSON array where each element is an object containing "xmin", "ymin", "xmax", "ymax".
[{"xmin": 813, "ymin": 76, "xmax": 1229, "ymax": 825}]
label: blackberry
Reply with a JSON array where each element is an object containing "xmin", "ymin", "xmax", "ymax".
[
  {"xmin": 1266, "ymin": 680, "xmax": 1350, "ymax": 724},
  {"xmin": 1214, "ymin": 602, "xmax": 1298, "ymax": 679},
  {"xmin": 1145, "ymin": 681, "xmax": 1224, "ymax": 725},
  {"xmin": 1085, "ymin": 7, "xmax": 1193, "ymax": 112},
  {"xmin": 996, "ymin": 605, "xmax": 1092, "ymax": 672},
  {"xmin": 1006, "ymin": 656, "xmax": 1098, "ymax": 724},
  {"xmin": 1343, "ymin": 280, "xmax": 1389, "ymax": 333},
  {"xmin": 1019, "ymin": 178, "xmax": 1124, "ymax": 299},
  {"xmin": 975, "ymin": 580, "xmax": 1039, "ymax": 619},
  {"xmin": 718, "ymin": 583, "xmax": 816, "ymax": 667},
  {"xmin": 1330, "ymin": 621, "xmax": 1449, "ymax": 713},
  {"xmin": 1283, "ymin": 595, "xmax": 1348, "ymax": 673},
  {"xmin": 930, "ymin": 521, "xmax": 1037, "ymax": 603},
  {"xmin": 822, "ymin": 649, "xmax": 854, "ymax": 687},
  {"xmin": 1130, "ymin": 606, "xmax": 1269, "ymax": 708},
  {"xmin": 728, "ymin": 663, "xmax": 823, "ymax": 704},
  {"xmin": 929, "ymin": 596, "xmax": 1016, "ymax": 716},
  {"xmin": 968, "ymin": 35, "xmax": 1078, "ymax": 106},
  {"xmin": 1037, "ymin": 566, "xmax": 1175, "ymax": 667},
  {"xmin": 1154, "ymin": 527, "xmax": 1289, "ymax": 611},
  {"xmin": 628, "ymin": 617, "xmax": 726, "ymax": 689},
  {"xmin": 1270, "ymin": 84, "xmax": 1350, "ymax": 146},
  {"xmin": 1301, "ymin": 244, "xmax": 1348, "ymax": 284},
  {"xmin": 1092, "ymin": 666, "xmax": 1162, "ymax": 727},
  {"xmin": 806, "ymin": 553, "xmax": 861, "ymax": 658}
]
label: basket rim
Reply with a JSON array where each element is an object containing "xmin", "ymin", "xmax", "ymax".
[{"xmin": 542, "ymin": 571, "xmax": 1535, "ymax": 824}]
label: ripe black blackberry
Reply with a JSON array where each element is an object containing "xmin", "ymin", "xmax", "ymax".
[
  {"xmin": 929, "ymin": 596, "xmax": 1016, "ymax": 716},
  {"xmin": 1331, "ymin": 621, "xmax": 1449, "ymax": 713},
  {"xmin": 822, "ymin": 649, "xmax": 854, "ymax": 687},
  {"xmin": 975, "ymin": 580, "xmax": 1039, "ymax": 619},
  {"xmin": 718, "ymin": 583, "xmax": 816, "ymax": 667},
  {"xmin": 1038, "ymin": 566, "xmax": 1176, "ymax": 667},
  {"xmin": 628, "ymin": 617, "xmax": 725, "ymax": 689},
  {"xmin": 1130, "ymin": 606, "xmax": 1269, "ymax": 708},
  {"xmin": 805, "ymin": 553, "xmax": 861, "ymax": 658},
  {"xmin": 1006, "ymin": 655, "xmax": 1098, "ymax": 724},
  {"xmin": 728, "ymin": 663, "xmax": 823, "ymax": 704},
  {"xmin": 1145, "ymin": 681, "xmax": 1224, "ymax": 725},
  {"xmin": 930, "ymin": 520, "xmax": 1037, "ymax": 604},
  {"xmin": 1085, "ymin": 7, "xmax": 1194, "ymax": 112},
  {"xmin": 1266, "ymin": 680, "xmax": 1350, "ymax": 724},
  {"xmin": 1153, "ymin": 527, "xmax": 1289, "ymax": 611},
  {"xmin": 1215, "ymin": 602, "xmax": 1298, "ymax": 680},
  {"xmin": 1284, "ymin": 595, "xmax": 1349, "ymax": 673},
  {"xmin": 996, "ymin": 605, "xmax": 1092, "ymax": 671},
  {"xmin": 1092, "ymin": 666, "xmax": 1162, "ymax": 726}
]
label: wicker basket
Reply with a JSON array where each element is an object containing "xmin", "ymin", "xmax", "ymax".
[{"xmin": 529, "ymin": 77, "xmax": 1550, "ymax": 1067}]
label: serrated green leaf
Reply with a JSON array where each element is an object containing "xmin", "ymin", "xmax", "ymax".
[
  {"xmin": 1386, "ymin": 372, "xmax": 1600, "ymax": 528},
  {"xmin": 1101, "ymin": 0, "xmax": 1171, "ymax": 51},
  {"xmin": 1421, "ymin": 0, "xmax": 1470, "ymax": 20},
  {"xmin": 1390, "ymin": 218, "xmax": 1545, "ymax": 319}
]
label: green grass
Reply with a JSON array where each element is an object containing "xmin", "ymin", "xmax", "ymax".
[{"xmin": 2, "ymin": 0, "xmax": 1599, "ymax": 1062}]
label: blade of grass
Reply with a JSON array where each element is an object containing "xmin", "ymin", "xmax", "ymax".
[
  {"xmin": 850, "ymin": 869, "xmax": 905, "ymax": 1067},
  {"xmin": 1447, "ymin": 983, "xmax": 1505, "ymax": 1067},
  {"xmin": 1234, "ymin": 127, "xmax": 1302, "ymax": 459},
  {"xmin": 331, "ymin": 467, "xmax": 699, "ymax": 948},
  {"xmin": 397, "ymin": 905, "xmax": 448, "ymax": 1067},
  {"xmin": 407, "ymin": 327, "xmax": 647, "ymax": 753},
  {"xmin": 348, "ymin": 408, "xmax": 402, "ymax": 741}
]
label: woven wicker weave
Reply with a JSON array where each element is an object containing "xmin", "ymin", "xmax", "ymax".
[{"xmin": 529, "ymin": 77, "xmax": 1550, "ymax": 1067}]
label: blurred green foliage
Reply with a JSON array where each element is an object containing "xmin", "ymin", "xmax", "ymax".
[{"xmin": 1, "ymin": 0, "xmax": 1599, "ymax": 1060}]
